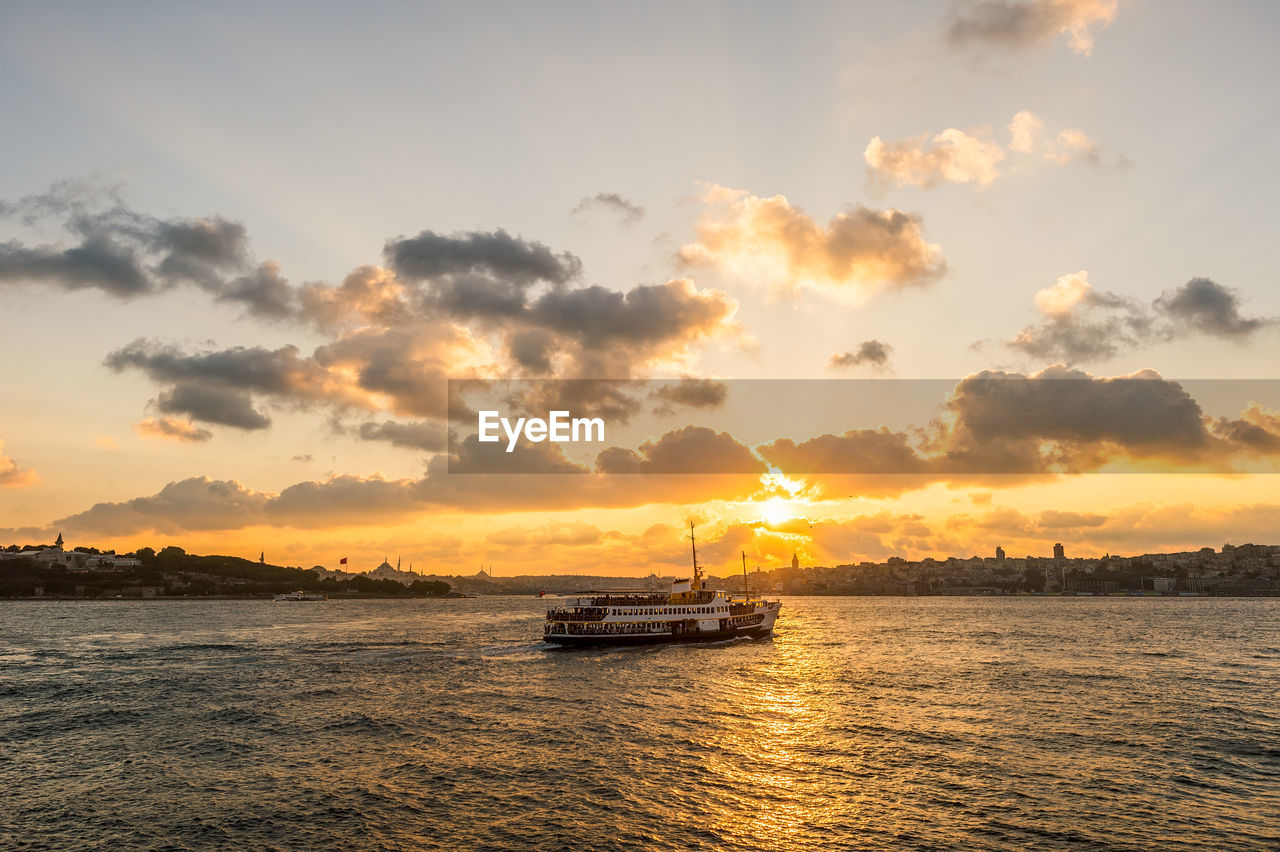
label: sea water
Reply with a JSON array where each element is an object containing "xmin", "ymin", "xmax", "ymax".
[{"xmin": 2, "ymin": 596, "xmax": 1278, "ymax": 850}]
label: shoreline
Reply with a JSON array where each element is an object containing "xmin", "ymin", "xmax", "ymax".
[{"xmin": 4, "ymin": 592, "xmax": 1279, "ymax": 601}]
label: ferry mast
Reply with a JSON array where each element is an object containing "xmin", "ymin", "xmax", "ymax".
[{"xmin": 688, "ymin": 521, "xmax": 703, "ymax": 595}]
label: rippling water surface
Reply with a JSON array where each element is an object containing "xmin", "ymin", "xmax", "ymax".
[{"xmin": 3, "ymin": 597, "xmax": 1279, "ymax": 850}]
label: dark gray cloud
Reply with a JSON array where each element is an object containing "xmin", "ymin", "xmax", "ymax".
[
  {"xmin": 829, "ymin": 340, "xmax": 893, "ymax": 370},
  {"xmin": 595, "ymin": 426, "xmax": 764, "ymax": 474},
  {"xmin": 40, "ymin": 444, "xmax": 766, "ymax": 535},
  {"xmin": 152, "ymin": 217, "xmax": 248, "ymax": 287},
  {"xmin": 528, "ymin": 280, "xmax": 734, "ymax": 350},
  {"xmin": 1154, "ymin": 277, "xmax": 1271, "ymax": 338},
  {"xmin": 571, "ymin": 193, "xmax": 645, "ymax": 225},
  {"xmin": 52, "ymin": 476, "xmax": 271, "ymax": 535},
  {"xmin": 354, "ymin": 419, "xmax": 448, "ymax": 452},
  {"xmin": 104, "ymin": 338, "xmax": 353, "ymax": 430},
  {"xmin": 1006, "ymin": 307, "xmax": 1150, "ymax": 363},
  {"xmin": 760, "ymin": 428, "xmax": 930, "ymax": 475},
  {"xmin": 1003, "ymin": 276, "xmax": 1271, "ymax": 364},
  {"xmin": 761, "ymin": 367, "xmax": 1280, "ymax": 478},
  {"xmin": 385, "ymin": 229, "xmax": 582, "ymax": 286},
  {"xmin": 30, "ymin": 368, "xmax": 1280, "ymax": 536},
  {"xmin": 946, "ymin": 0, "xmax": 1117, "ymax": 57},
  {"xmin": 156, "ymin": 383, "xmax": 272, "ymax": 430},
  {"xmin": 0, "ymin": 236, "xmax": 151, "ymax": 296},
  {"xmin": 506, "ymin": 329, "xmax": 556, "ymax": 373},
  {"xmin": 219, "ymin": 262, "xmax": 295, "ymax": 320},
  {"xmin": 104, "ymin": 339, "xmax": 328, "ymax": 397},
  {"xmin": 448, "ymin": 433, "xmax": 589, "ymax": 474},
  {"xmin": 649, "ymin": 378, "xmax": 728, "ymax": 416},
  {"xmin": 941, "ymin": 366, "xmax": 1212, "ymax": 462},
  {"xmin": 8, "ymin": 183, "xmax": 741, "ymax": 441},
  {"xmin": 0, "ymin": 183, "xmax": 293, "ymax": 318}
]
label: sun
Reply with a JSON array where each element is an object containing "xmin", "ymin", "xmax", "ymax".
[{"xmin": 760, "ymin": 496, "xmax": 792, "ymax": 525}]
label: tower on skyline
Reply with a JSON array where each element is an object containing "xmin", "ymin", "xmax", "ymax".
[{"xmin": 1054, "ymin": 543, "xmax": 1065, "ymax": 560}]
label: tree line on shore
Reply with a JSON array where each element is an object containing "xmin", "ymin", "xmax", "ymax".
[{"xmin": 0, "ymin": 545, "xmax": 456, "ymax": 598}]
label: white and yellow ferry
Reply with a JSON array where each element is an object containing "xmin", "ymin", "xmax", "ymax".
[{"xmin": 543, "ymin": 524, "xmax": 781, "ymax": 647}]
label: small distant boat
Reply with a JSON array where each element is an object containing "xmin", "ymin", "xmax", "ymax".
[
  {"xmin": 543, "ymin": 523, "xmax": 781, "ymax": 647},
  {"xmin": 272, "ymin": 590, "xmax": 327, "ymax": 601}
]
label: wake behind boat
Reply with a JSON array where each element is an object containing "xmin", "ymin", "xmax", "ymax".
[
  {"xmin": 272, "ymin": 590, "xmax": 327, "ymax": 601},
  {"xmin": 543, "ymin": 524, "xmax": 781, "ymax": 647}
]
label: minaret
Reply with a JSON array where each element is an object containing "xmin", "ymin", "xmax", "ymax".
[{"xmin": 54, "ymin": 532, "xmax": 64, "ymax": 549}]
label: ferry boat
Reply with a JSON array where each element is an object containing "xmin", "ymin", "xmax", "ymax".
[
  {"xmin": 543, "ymin": 524, "xmax": 781, "ymax": 647},
  {"xmin": 272, "ymin": 590, "xmax": 327, "ymax": 601}
]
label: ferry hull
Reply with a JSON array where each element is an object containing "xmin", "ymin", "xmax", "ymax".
[{"xmin": 544, "ymin": 625, "xmax": 774, "ymax": 648}]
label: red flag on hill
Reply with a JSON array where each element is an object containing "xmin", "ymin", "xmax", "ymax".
[{"xmin": 339, "ymin": 557, "xmax": 348, "ymax": 565}]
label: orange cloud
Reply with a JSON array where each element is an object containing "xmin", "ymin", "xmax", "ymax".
[
  {"xmin": 865, "ymin": 128, "xmax": 1006, "ymax": 188},
  {"xmin": 679, "ymin": 184, "xmax": 946, "ymax": 299},
  {"xmin": 133, "ymin": 417, "xmax": 213, "ymax": 443},
  {"xmin": 0, "ymin": 439, "xmax": 39, "ymax": 488}
]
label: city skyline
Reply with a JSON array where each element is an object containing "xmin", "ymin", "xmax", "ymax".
[{"xmin": 3, "ymin": 1, "xmax": 1280, "ymax": 575}]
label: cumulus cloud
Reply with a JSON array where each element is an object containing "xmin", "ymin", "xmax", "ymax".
[
  {"xmin": 41, "ymin": 434, "xmax": 767, "ymax": 536},
  {"xmin": 0, "ymin": 439, "xmax": 39, "ymax": 488},
  {"xmin": 3, "ymin": 184, "xmax": 743, "ymax": 442},
  {"xmin": 0, "ymin": 181, "xmax": 288, "ymax": 317},
  {"xmin": 103, "ymin": 339, "xmax": 363, "ymax": 429},
  {"xmin": 947, "ymin": 0, "xmax": 1118, "ymax": 57},
  {"xmin": 54, "ymin": 477, "xmax": 272, "ymax": 535},
  {"xmin": 761, "ymin": 428, "xmax": 931, "ymax": 475},
  {"xmin": 595, "ymin": 426, "xmax": 765, "ymax": 474},
  {"xmin": 759, "ymin": 366, "xmax": 1280, "ymax": 479},
  {"xmin": 133, "ymin": 417, "xmax": 213, "ymax": 443},
  {"xmin": 385, "ymin": 228, "xmax": 582, "ymax": 287},
  {"xmin": 829, "ymin": 339, "xmax": 893, "ymax": 371},
  {"xmin": 24, "ymin": 367, "xmax": 1280, "ymax": 537},
  {"xmin": 352, "ymin": 419, "xmax": 449, "ymax": 453},
  {"xmin": 1003, "ymin": 273, "xmax": 1275, "ymax": 363},
  {"xmin": 1008, "ymin": 110, "xmax": 1044, "ymax": 154},
  {"xmin": 571, "ymin": 193, "xmax": 645, "ymax": 225},
  {"xmin": 679, "ymin": 184, "xmax": 946, "ymax": 298},
  {"xmin": 938, "ymin": 366, "xmax": 1215, "ymax": 466},
  {"xmin": 1037, "ymin": 509, "xmax": 1107, "ymax": 528},
  {"xmin": 1210, "ymin": 404, "xmax": 1280, "ymax": 455},
  {"xmin": 1008, "ymin": 111, "xmax": 1108, "ymax": 165},
  {"xmin": 1154, "ymin": 277, "xmax": 1270, "ymax": 338},
  {"xmin": 865, "ymin": 113, "xmax": 1118, "ymax": 191},
  {"xmin": 649, "ymin": 378, "xmax": 729, "ymax": 415},
  {"xmin": 865, "ymin": 128, "xmax": 1006, "ymax": 188}
]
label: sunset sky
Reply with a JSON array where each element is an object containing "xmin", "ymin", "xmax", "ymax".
[{"xmin": 3, "ymin": 1, "xmax": 1280, "ymax": 576}]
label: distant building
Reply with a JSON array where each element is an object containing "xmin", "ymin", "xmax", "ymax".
[
  {"xmin": 1053, "ymin": 543, "xmax": 1065, "ymax": 560},
  {"xmin": 791, "ymin": 552, "xmax": 799, "ymax": 571},
  {"xmin": 995, "ymin": 546, "xmax": 1005, "ymax": 561},
  {"xmin": 366, "ymin": 557, "xmax": 421, "ymax": 586}
]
